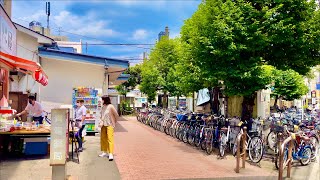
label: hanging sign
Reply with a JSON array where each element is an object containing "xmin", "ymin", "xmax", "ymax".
[{"xmin": 0, "ymin": 6, "xmax": 17, "ymax": 55}]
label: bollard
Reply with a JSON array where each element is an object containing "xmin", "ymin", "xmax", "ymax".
[
  {"xmin": 242, "ymin": 127, "xmax": 247, "ymax": 168},
  {"xmin": 278, "ymin": 133, "xmax": 283, "ymax": 180},
  {"xmin": 236, "ymin": 131, "xmax": 242, "ymax": 173},
  {"xmin": 235, "ymin": 127, "xmax": 247, "ymax": 173},
  {"xmin": 287, "ymin": 138, "xmax": 294, "ymax": 178}
]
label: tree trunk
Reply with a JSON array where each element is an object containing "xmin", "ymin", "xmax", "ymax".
[
  {"xmin": 209, "ymin": 87, "xmax": 220, "ymax": 115},
  {"xmin": 209, "ymin": 87, "xmax": 214, "ymax": 114},
  {"xmin": 176, "ymin": 95, "xmax": 180, "ymax": 109},
  {"xmin": 163, "ymin": 92, "xmax": 168, "ymax": 109},
  {"xmin": 212, "ymin": 87, "xmax": 220, "ymax": 115},
  {"xmin": 241, "ymin": 95, "xmax": 255, "ymax": 121},
  {"xmin": 192, "ymin": 92, "xmax": 195, "ymax": 112},
  {"xmin": 273, "ymin": 95, "xmax": 279, "ymax": 112}
]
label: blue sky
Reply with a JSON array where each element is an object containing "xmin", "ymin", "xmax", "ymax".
[{"xmin": 12, "ymin": 0, "xmax": 201, "ymax": 65}]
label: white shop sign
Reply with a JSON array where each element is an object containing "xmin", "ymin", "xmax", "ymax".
[
  {"xmin": 50, "ymin": 109, "xmax": 68, "ymax": 165},
  {"xmin": 0, "ymin": 6, "xmax": 17, "ymax": 55}
]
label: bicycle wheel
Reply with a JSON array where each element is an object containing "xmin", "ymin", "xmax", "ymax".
[
  {"xmin": 310, "ymin": 136, "xmax": 319, "ymax": 161},
  {"xmin": 201, "ymin": 140, "xmax": 206, "ymax": 150},
  {"xmin": 267, "ymin": 131, "xmax": 277, "ymax": 151},
  {"xmin": 194, "ymin": 129, "xmax": 201, "ymax": 147},
  {"xmin": 300, "ymin": 147, "xmax": 312, "ymax": 166},
  {"xmin": 275, "ymin": 149, "xmax": 288, "ymax": 170},
  {"xmin": 248, "ymin": 136, "xmax": 264, "ymax": 163},
  {"xmin": 219, "ymin": 131, "xmax": 227, "ymax": 157},
  {"xmin": 188, "ymin": 133, "xmax": 195, "ymax": 146},
  {"xmin": 233, "ymin": 134, "xmax": 240, "ymax": 156},
  {"xmin": 206, "ymin": 131, "xmax": 213, "ymax": 155},
  {"xmin": 182, "ymin": 130, "xmax": 188, "ymax": 143}
]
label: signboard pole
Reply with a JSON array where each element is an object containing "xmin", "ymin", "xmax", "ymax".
[{"xmin": 50, "ymin": 108, "xmax": 69, "ymax": 180}]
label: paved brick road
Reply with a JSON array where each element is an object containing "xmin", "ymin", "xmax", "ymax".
[{"xmin": 114, "ymin": 116, "xmax": 277, "ymax": 180}]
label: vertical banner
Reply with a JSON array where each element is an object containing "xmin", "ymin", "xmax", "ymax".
[
  {"xmin": 50, "ymin": 108, "xmax": 68, "ymax": 165},
  {"xmin": 0, "ymin": 6, "xmax": 17, "ymax": 55}
]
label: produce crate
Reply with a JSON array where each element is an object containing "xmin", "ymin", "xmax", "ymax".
[{"xmin": 24, "ymin": 142, "xmax": 48, "ymax": 155}]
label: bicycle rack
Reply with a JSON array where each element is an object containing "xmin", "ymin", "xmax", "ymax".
[
  {"xmin": 235, "ymin": 127, "xmax": 247, "ymax": 173},
  {"xmin": 278, "ymin": 133, "xmax": 294, "ymax": 180}
]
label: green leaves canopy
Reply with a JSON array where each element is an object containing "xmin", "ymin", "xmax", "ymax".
[
  {"xmin": 139, "ymin": 37, "xmax": 183, "ymax": 100},
  {"xmin": 115, "ymin": 65, "xmax": 142, "ymax": 96},
  {"xmin": 181, "ymin": 0, "xmax": 320, "ymax": 98},
  {"xmin": 272, "ymin": 69, "xmax": 308, "ymax": 101}
]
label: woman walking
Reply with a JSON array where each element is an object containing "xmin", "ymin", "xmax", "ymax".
[{"xmin": 99, "ymin": 96, "xmax": 119, "ymax": 161}]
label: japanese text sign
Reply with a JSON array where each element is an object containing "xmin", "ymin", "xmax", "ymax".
[
  {"xmin": 50, "ymin": 108, "xmax": 68, "ymax": 165},
  {"xmin": 0, "ymin": 6, "xmax": 16, "ymax": 55}
]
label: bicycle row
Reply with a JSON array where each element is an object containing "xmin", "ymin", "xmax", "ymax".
[{"xmin": 136, "ymin": 108, "xmax": 320, "ymax": 169}]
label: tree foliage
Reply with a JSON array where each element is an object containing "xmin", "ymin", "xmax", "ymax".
[
  {"xmin": 272, "ymin": 69, "xmax": 308, "ymax": 101},
  {"xmin": 180, "ymin": 0, "xmax": 320, "ymax": 118},
  {"xmin": 115, "ymin": 65, "xmax": 142, "ymax": 96},
  {"xmin": 139, "ymin": 37, "xmax": 183, "ymax": 103}
]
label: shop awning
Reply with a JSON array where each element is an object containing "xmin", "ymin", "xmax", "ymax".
[{"xmin": 0, "ymin": 51, "xmax": 48, "ymax": 86}]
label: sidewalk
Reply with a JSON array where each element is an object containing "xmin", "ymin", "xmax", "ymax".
[
  {"xmin": 1, "ymin": 116, "xmax": 318, "ymax": 180},
  {"xmin": 114, "ymin": 116, "xmax": 277, "ymax": 180},
  {"xmin": 0, "ymin": 135, "xmax": 120, "ymax": 180}
]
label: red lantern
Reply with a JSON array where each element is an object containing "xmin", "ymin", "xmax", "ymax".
[
  {"xmin": 33, "ymin": 70, "xmax": 48, "ymax": 86},
  {"xmin": 33, "ymin": 70, "xmax": 43, "ymax": 82}
]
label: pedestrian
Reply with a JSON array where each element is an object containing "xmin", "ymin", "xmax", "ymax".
[
  {"xmin": 75, "ymin": 99, "xmax": 87, "ymax": 152},
  {"xmin": 98, "ymin": 95, "xmax": 119, "ymax": 161},
  {"xmin": 16, "ymin": 95, "xmax": 44, "ymax": 124}
]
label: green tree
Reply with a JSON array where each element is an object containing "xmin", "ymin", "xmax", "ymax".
[
  {"xmin": 272, "ymin": 69, "xmax": 308, "ymax": 109},
  {"xmin": 140, "ymin": 62, "xmax": 162, "ymax": 102},
  {"xmin": 139, "ymin": 37, "xmax": 183, "ymax": 107},
  {"xmin": 181, "ymin": 0, "xmax": 320, "ymax": 119},
  {"xmin": 115, "ymin": 65, "xmax": 142, "ymax": 96}
]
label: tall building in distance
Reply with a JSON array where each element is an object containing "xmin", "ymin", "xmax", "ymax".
[{"xmin": 158, "ymin": 26, "xmax": 169, "ymax": 41}]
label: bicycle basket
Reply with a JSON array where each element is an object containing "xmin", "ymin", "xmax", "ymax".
[{"xmin": 275, "ymin": 125, "xmax": 284, "ymax": 133}]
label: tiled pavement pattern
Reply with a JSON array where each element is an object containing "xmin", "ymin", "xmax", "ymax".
[
  {"xmin": 0, "ymin": 136, "xmax": 120, "ymax": 180},
  {"xmin": 114, "ymin": 116, "xmax": 277, "ymax": 180},
  {"xmin": 1, "ymin": 116, "xmax": 318, "ymax": 180}
]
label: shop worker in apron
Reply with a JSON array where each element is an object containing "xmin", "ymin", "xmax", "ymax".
[
  {"xmin": 75, "ymin": 99, "xmax": 87, "ymax": 152},
  {"xmin": 16, "ymin": 96, "xmax": 44, "ymax": 124}
]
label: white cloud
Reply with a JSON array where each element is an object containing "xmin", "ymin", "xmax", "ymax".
[
  {"xmin": 12, "ymin": 1, "xmax": 119, "ymax": 38},
  {"xmin": 132, "ymin": 29, "xmax": 148, "ymax": 40},
  {"xmin": 53, "ymin": 11, "xmax": 118, "ymax": 37},
  {"xmin": 113, "ymin": 0, "xmax": 166, "ymax": 9}
]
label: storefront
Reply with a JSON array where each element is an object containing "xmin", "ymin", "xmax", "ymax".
[{"xmin": 0, "ymin": 5, "xmax": 51, "ymax": 156}]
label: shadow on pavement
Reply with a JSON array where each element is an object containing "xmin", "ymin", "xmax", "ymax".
[{"xmin": 115, "ymin": 121, "xmax": 128, "ymax": 133}]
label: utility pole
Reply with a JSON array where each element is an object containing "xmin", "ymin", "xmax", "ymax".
[
  {"xmin": 46, "ymin": 2, "xmax": 50, "ymax": 29},
  {"xmin": 58, "ymin": 27, "xmax": 62, "ymax": 35}
]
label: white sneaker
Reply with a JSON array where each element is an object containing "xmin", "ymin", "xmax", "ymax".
[
  {"xmin": 99, "ymin": 152, "xmax": 108, "ymax": 157},
  {"xmin": 109, "ymin": 153, "xmax": 114, "ymax": 161}
]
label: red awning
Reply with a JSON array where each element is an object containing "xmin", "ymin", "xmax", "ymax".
[{"xmin": 0, "ymin": 51, "xmax": 48, "ymax": 86}]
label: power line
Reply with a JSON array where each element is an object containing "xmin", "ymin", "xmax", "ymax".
[{"xmin": 60, "ymin": 43, "xmax": 154, "ymax": 46}]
